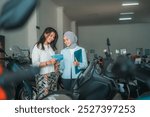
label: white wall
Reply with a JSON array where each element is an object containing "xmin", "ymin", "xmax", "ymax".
[
  {"xmin": 71, "ymin": 21, "xmax": 77, "ymax": 35},
  {"xmin": 78, "ymin": 23, "xmax": 150, "ymax": 58},
  {"xmin": 0, "ymin": 25, "xmax": 29, "ymax": 55},
  {"xmin": 27, "ymin": 10, "xmax": 38, "ymax": 52},
  {"xmin": 63, "ymin": 13, "xmax": 71, "ymax": 32},
  {"xmin": 38, "ymin": 0, "xmax": 57, "ymax": 36},
  {"xmin": 56, "ymin": 7, "xmax": 64, "ymax": 53}
]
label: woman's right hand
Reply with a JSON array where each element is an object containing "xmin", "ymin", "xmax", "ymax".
[{"xmin": 47, "ymin": 58, "xmax": 56, "ymax": 65}]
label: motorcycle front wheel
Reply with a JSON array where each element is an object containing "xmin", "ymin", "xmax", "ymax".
[
  {"xmin": 41, "ymin": 90, "xmax": 74, "ymax": 100},
  {"xmin": 17, "ymin": 86, "xmax": 37, "ymax": 100}
]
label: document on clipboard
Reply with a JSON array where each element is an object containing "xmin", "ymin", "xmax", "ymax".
[{"xmin": 74, "ymin": 49, "xmax": 82, "ymax": 74}]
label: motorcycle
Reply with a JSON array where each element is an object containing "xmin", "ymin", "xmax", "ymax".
[
  {"xmin": 71, "ymin": 55, "xmax": 149, "ymax": 100},
  {"xmin": 42, "ymin": 53, "xmax": 121, "ymax": 100},
  {"xmin": 41, "ymin": 53, "xmax": 150, "ymax": 100},
  {"xmin": 0, "ymin": 65, "xmax": 39, "ymax": 100},
  {"xmin": 0, "ymin": 48, "xmax": 37, "ymax": 100}
]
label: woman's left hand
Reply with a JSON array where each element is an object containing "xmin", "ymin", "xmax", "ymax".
[
  {"xmin": 73, "ymin": 61, "xmax": 79, "ymax": 66},
  {"xmin": 47, "ymin": 58, "xmax": 56, "ymax": 65}
]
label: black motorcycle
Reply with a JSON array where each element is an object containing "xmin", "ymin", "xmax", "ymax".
[
  {"xmin": 0, "ymin": 48, "xmax": 37, "ymax": 100},
  {"xmin": 42, "ymin": 57, "xmax": 117, "ymax": 100}
]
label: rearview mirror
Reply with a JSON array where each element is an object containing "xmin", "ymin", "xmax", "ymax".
[{"xmin": 0, "ymin": 0, "xmax": 38, "ymax": 30}]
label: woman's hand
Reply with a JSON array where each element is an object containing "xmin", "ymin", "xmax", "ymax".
[
  {"xmin": 40, "ymin": 59, "xmax": 56, "ymax": 67},
  {"xmin": 54, "ymin": 62, "xmax": 60, "ymax": 72},
  {"xmin": 47, "ymin": 58, "xmax": 56, "ymax": 65},
  {"xmin": 73, "ymin": 61, "xmax": 79, "ymax": 66}
]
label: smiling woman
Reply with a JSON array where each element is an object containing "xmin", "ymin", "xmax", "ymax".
[
  {"xmin": 32, "ymin": 27, "xmax": 59, "ymax": 99},
  {"xmin": 60, "ymin": 31, "xmax": 88, "ymax": 91}
]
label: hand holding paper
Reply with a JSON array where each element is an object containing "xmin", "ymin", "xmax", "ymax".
[
  {"xmin": 46, "ymin": 58, "xmax": 56, "ymax": 65},
  {"xmin": 73, "ymin": 57, "xmax": 80, "ymax": 66},
  {"xmin": 51, "ymin": 54, "xmax": 63, "ymax": 62}
]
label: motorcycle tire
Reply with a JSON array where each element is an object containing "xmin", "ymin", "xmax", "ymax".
[
  {"xmin": 17, "ymin": 86, "xmax": 37, "ymax": 100},
  {"xmin": 41, "ymin": 90, "xmax": 74, "ymax": 100}
]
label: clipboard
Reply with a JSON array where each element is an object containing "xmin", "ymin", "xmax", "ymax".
[{"xmin": 74, "ymin": 49, "xmax": 82, "ymax": 74}]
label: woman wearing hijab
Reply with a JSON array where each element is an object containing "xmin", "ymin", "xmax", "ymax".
[
  {"xmin": 32, "ymin": 27, "xmax": 59, "ymax": 99},
  {"xmin": 60, "ymin": 31, "xmax": 88, "ymax": 91}
]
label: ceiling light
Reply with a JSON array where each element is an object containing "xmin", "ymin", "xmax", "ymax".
[
  {"xmin": 119, "ymin": 17, "xmax": 132, "ymax": 21},
  {"xmin": 120, "ymin": 12, "xmax": 134, "ymax": 15},
  {"xmin": 122, "ymin": 2, "xmax": 139, "ymax": 6}
]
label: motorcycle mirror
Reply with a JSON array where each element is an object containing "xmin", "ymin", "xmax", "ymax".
[{"xmin": 0, "ymin": 0, "xmax": 38, "ymax": 30}]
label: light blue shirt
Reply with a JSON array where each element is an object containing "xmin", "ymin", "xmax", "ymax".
[{"xmin": 60, "ymin": 46, "xmax": 88, "ymax": 79}]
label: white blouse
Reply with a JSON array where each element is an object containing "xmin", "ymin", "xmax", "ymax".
[{"xmin": 32, "ymin": 44, "xmax": 55, "ymax": 75}]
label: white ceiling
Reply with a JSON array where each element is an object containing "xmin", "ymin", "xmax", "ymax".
[{"xmin": 52, "ymin": 0, "xmax": 150, "ymax": 26}]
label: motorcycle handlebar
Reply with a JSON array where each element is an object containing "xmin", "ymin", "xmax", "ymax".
[{"xmin": 81, "ymin": 59, "xmax": 98, "ymax": 78}]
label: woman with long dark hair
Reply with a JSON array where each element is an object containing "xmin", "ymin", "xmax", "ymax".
[{"xmin": 32, "ymin": 27, "xmax": 59, "ymax": 99}]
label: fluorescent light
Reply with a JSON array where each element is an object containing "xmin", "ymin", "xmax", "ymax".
[
  {"xmin": 120, "ymin": 12, "xmax": 134, "ymax": 15},
  {"xmin": 122, "ymin": 2, "xmax": 139, "ymax": 6},
  {"xmin": 119, "ymin": 17, "xmax": 132, "ymax": 21}
]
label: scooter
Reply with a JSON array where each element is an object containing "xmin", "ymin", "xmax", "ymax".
[
  {"xmin": 71, "ymin": 54, "xmax": 149, "ymax": 100},
  {"xmin": 0, "ymin": 66, "xmax": 39, "ymax": 100},
  {"xmin": 0, "ymin": 48, "xmax": 37, "ymax": 100}
]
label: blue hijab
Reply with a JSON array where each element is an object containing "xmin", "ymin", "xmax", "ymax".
[{"xmin": 64, "ymin": 31, "xmax": 78, "ymax": 49}]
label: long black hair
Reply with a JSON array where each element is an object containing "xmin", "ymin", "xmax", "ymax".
[{"xmin": 37, "ymin": 27, "xmax": 58, "ymax": 51}]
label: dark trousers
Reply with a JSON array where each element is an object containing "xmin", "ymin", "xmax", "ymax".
[{"xmin": 61, "ymin": 79, "xmax": 76, "ymax": 91}]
